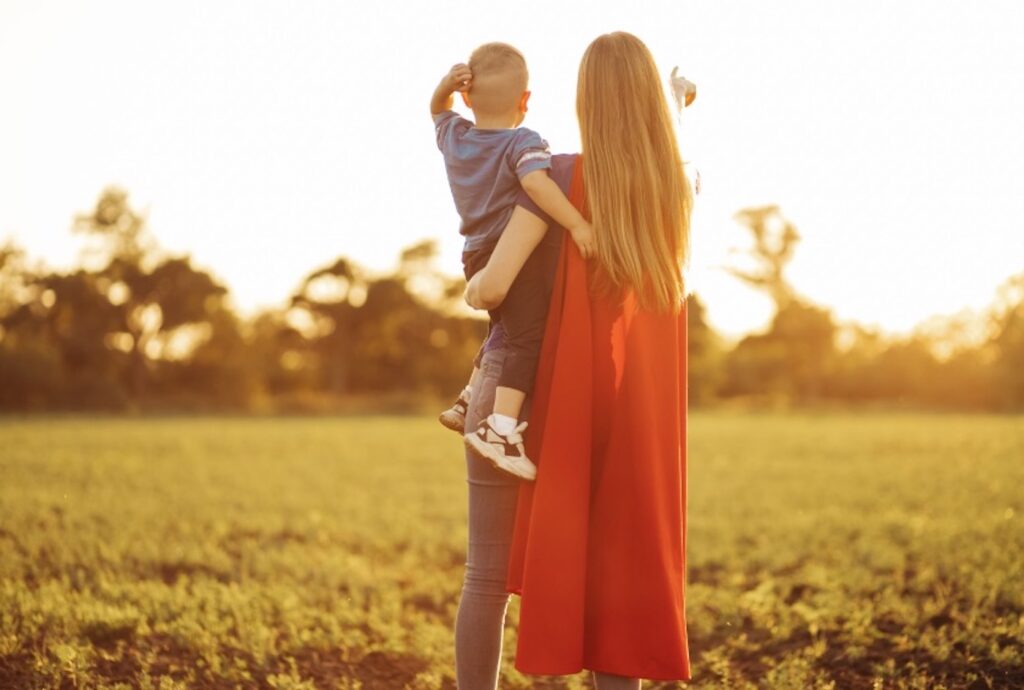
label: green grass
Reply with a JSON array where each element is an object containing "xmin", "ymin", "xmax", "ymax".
[{"xmin": 1, "ymin": 413, "xmax": 1022, "ymax": 689}]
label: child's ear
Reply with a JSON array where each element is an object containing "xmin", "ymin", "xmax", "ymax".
[
  {"xmin": 460, "ymin": 92, "xmax": 472, "ymax": 108},
  {"xmin": 519, "ymin": 90, "xmax": 531, "ymax": 113}
]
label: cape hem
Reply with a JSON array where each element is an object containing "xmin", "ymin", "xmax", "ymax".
[{"xmin": 512, "ymin": 659, "xmax": 693, "ymax": 683}]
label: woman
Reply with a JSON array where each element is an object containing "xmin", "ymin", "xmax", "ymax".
[{"xmin": 454, "ymin": 32, "xmax": 693, "ymax": 689}]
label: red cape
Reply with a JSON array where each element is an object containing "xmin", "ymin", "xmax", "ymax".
[{"xmin": 506, "ymin": 159, "xmax": 691, "ymax": 681}]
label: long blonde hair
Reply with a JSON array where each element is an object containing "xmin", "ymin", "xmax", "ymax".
[{"xmin": 577, "ymin": 32, "xmax": 692, "ymax": 313}]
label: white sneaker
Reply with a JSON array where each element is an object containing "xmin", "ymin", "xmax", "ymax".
[
  {"xmin": 464, "ymin": 418, "xmax": 537, "ymax": 481},
  {"xmin": 439, "ymin": 386, "xmax": 471, "ymax": 434}
]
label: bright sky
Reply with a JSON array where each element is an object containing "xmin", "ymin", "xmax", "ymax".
[{"xmin": 2, "ymin": 1, "xmax": 1022, "ymax": 340}]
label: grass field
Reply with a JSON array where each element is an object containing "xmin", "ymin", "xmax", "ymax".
[{"xmin": 1, "ymin": 413, "xmax": 1022, "ymax": 689}]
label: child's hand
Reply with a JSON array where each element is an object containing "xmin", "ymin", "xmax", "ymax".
[
  {"xmin": 443, "ymin": 63, "xmax": 472, "ymax": 94},
  {"xmin": 431, "ymin": 64, "xmax": 472, "ymax": 116},
  {"xmin": 569, "ymin": 220, "xmax": 596, "ymax": 260}
]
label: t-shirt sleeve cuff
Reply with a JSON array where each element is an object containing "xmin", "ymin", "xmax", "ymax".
[
  {"xmin": 433, "ymin": 110, "xmax": 457, "ymax": 125},
  {"xmin": 515, "ymin": 156, "xmax": 553, "ymax": 179},
  {"xmin": 435, "ymin": 110, "xmax": 466, "ymax": 152}
]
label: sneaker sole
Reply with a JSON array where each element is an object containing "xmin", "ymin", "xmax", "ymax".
[
  {"xmin": 464, "ymin": 433, "xmax": 537, "ymax": 481},
  {"xmin": 438, "ymin": 411, "xmax": 465, "ymax": 434}
]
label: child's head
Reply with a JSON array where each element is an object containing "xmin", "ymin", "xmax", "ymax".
[{"xmin": 465, "ymin": 42, "xmax": 530, "ymax": 125}]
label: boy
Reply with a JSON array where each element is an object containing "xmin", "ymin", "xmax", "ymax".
[{"xmin": 431, "ymin": 42, "xmax": 593, "ymax": 481}]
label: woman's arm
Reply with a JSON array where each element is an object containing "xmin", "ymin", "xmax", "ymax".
[{"xmin": 465, "ymin": 205, "xmax": 550, "ymax": 310}]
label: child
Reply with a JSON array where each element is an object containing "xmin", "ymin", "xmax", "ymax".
[{"xmin": 431, "ymin": 42, "xmax": 594, "ymax": 481}]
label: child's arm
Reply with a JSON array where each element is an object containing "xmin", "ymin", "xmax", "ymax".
[
  {"xmin": 431, "ymin": 63, "xmax": 472, "ymax": 117},
  {"xmin": 520, "ymin": 170, "xmax": 595, "ymax": 259}
]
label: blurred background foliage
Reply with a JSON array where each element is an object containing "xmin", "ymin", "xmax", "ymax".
[{"xmin": 1, "ymin": 187, "xmax": 1021, "ymax": 413}]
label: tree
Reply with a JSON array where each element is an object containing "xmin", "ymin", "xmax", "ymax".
[
  {"xmin": 685, "ymin": 292, "xmax": 723, "ymax": 405},
  {"xmin": 72, "ymin": 186, "xmax": 155, "ymax": 269},
  {"xmin": 723, "ymin": 301, "xmax": 837, "ymax": 403},
  {"xmin": 721, "ymin": 206, "xmax": 839, "ymax": 404},
  {"xmin": 289, "ymin": 257, "xmax": 368, "ymax": 396},
  {"xmin": 287, "ymin": 242, "xmax": 484, "ymax": 399},
  {"xmin": 726, "ymin": 204, "xmax": 801, "ymax": 311},
  {"xmin": 1, "ymin": 269, "xmax": 127, "ymax": 409},
  {"xmin": 72, "ymin": 187, "xmax": 231, "ymax": 401},
  {"xmin": 0, "ymin": 241, "xmax": 31, "ymax": 319},
  {"xmin": 989, "ymin": 272, "xmax": 1024, "ymax": 409}
]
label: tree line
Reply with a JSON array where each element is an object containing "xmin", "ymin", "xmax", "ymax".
[{"xmin": 1, "ymin": 188, "xmax": 1021, "ymax": 412}]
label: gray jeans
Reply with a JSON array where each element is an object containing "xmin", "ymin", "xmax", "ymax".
[
  {"xmin": 454, "ymin": 348, "xmax": 520, "ymax": 689},
  {"xmin": 453, "ymin": 348, "xmax": 640, "ymax": 690}
]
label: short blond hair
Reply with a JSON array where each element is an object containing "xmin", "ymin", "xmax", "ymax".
[{"xmin": 468, "ymin": 42, "xmax": 529, "ymax": 117}]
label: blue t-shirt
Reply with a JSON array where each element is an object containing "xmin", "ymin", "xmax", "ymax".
[
  {"xmin": 434, "ymin": 110, "xmax": 552, "ymax": 253},
  {"xmin": 514, "ymin": 153, "xmax": 578, "ymax": 228}
]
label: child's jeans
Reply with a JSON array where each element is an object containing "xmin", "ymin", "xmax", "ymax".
[{"xmin": 461, "ymin": 228, "xmax": 562, "ymax": 395}]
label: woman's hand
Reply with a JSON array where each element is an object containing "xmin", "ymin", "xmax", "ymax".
[{"xmin": 465, "ymin": 271, "xmax": 500, "ymax": 310}]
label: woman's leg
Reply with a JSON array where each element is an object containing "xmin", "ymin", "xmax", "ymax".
[
  {"xmin": 455, "ymin": 348, "xmax": 521, "ymax": 689},
  {"xmin": 592, "ymin": 672, "xmax": 641, "ymax": 690}
]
